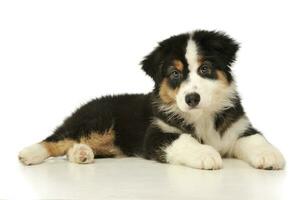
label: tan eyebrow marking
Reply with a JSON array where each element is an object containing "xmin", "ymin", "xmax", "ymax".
[{"xmin": 173, "ymin": 60, "xmax": 184, "ymax": 72}]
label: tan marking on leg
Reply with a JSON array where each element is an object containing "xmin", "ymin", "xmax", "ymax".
[
  {"xmin": 42, "ymin": 140, "xmax": 75, "ymax": 157},
  {"xmin": 80, "ymin": 128, "xmax": 123, "ymax": 157},
  {"xmin": 216, "ymin": 70, "xmax": 229, "ymax": 85},
  {"xmin": 159, "ymin": 79, "xmax": 179, "ymax": 104},
  {"xmin": 173, "ymin": 59, "xmax": 184, "ymax": 72}
]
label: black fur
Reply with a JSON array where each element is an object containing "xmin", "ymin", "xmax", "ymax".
[
  {"xmin": 141, "ymin": 33, "xmax": 189, "ymax": 84},
  {"xmin": 45, "ymin": 94, "xmax": 153, "ymax": 156},
  {"xmin": 193, "ymin": 31, "xmax": 239, "ymax": 83},
  {"xmin": 152, "ymin": 96, "xmax": 195, "ymax": 134},
  {"xmin": 143, "ymin": 126, "xmax": 180, "ymax": 162},
  {"xmin": 239, "ymin": 127, "xmax": 261, "ymax": 138},
  {"xmin": 214, "ymin": 96, "xmax": 245, "ymax": 136}
]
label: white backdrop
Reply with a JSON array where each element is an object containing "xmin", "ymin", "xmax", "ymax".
[{"xmin": 0, "ymin": 0, "xmax": 301, "ymax": 193}]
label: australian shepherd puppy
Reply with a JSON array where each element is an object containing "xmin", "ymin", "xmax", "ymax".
[{"xmin": 19, "ymin": 30, "xmax": 285, "ymax": 170}]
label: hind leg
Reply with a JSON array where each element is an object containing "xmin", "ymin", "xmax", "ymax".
[
  {"xmin": 19, "ymin": 140, "xmax": 75, "ymax": 165},
  {"xmin": 66, "ymin": 130, "xmax": 125, "ymax": 164},
  {"xmin": 19, "ymin": 143, "xmax": 50, "ymax": 165},
  {"xmin": 19, "ymin": 129, "xmax": 124, "ymax": 165},
  {"xmin": 67, "ymin": 143, "xmax": 94, "ymax": 164},
  {"xmin": 19, "ymin": 142, "xmax": 95, "ymax": 165}
]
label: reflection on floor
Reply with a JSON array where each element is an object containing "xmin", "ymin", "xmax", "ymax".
[{"xmin": 1, "ymin": 157, "xmax": 291, "ymax": 200}]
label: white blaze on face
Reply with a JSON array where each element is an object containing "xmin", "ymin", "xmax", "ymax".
[{"xmin": 176, "ymin": 38, "xmax": 234, "ymax": 114}]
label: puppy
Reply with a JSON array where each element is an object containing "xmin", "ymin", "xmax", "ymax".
[{"xmin": 19, "ymin": 30, "xmax": 285, "ymax": 170}]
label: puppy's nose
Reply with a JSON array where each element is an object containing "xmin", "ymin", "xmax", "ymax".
[{"xmin": 185, "ymin": 93, "xmax": 200, "ymax": 108}]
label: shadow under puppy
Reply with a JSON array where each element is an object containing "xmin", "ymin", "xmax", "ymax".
[{"xmin": 19, "ymin": 30, "xmax": 285, "ymax": 170}]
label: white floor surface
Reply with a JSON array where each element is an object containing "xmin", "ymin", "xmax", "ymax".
[{"xmin": 1, "ymin": 157, "xmax": 299, "ymax": 200}]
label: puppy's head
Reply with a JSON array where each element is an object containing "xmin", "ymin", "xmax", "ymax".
[{"xmin": 142, "ymin": 30, "xmax": 239, "ymax": 113}]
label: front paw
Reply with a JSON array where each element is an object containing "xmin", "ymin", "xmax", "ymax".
[
  {"xmin": 249, "ymin": 147, "xmax": 285, "ymax": 170},
  {"xmin": 189, "ymin": 145, "xmax": 223, "ymax": 170},
  {"xmin": 165, "ymin": 135, "xmax": 223, "ymax": 170}
]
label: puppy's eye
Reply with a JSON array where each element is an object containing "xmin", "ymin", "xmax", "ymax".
[
  {"xmin": 169, "ymin": 70, "xmax": 181, "ymax": 80},
  {"xmin": 201, "ymin": 65, "xmax": 208, "ymax": 73},
  {"xmin": 198, "ymin": 62, "xmax": 211, "ymax": 75}
]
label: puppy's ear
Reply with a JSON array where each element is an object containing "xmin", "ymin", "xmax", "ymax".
[
  {"xmin": 194, "ymin": 31, "xmax": 240, "ymax": 68},
  {"xmin": 141, "ymin": 45, "xmax": 164, "ymax": 82}
]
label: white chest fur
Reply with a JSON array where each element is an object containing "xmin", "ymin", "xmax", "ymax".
[{"xmin": 193, "ymin": 114, "xmax": 250, "ymax": 156}]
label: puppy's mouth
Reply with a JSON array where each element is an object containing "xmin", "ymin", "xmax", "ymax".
[
  {"xmin": 188, "ymin": 106, "xmax": 202, "ymax": 110},
  {"xmin": 176, "ymin": 103, "xmax": 202, "ymax": 113}
]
